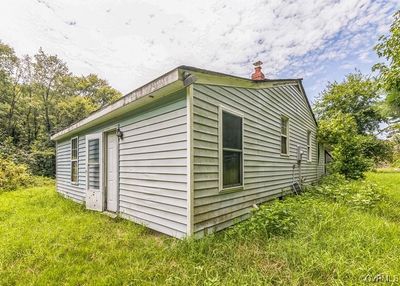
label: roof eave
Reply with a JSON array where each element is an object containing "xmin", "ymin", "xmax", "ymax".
[
  {"xmin": 296, "ymin": 79, "xmax": 318, "ymax": 127},
  {"xmin": 51, "ymin": 65, "xmax": 317, "ymax": 141},
  {"xmin": 51, "ymin": 67, "xmax": 182, "ymax": 141}
]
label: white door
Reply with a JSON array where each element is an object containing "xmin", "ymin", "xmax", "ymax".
[
  {"xmin": 86, "ymin": 133, "xmax": 103, "ymax": 211},
  {"xmin": 106, "ymin": 132, "xmax": 118, "ymax": 212}
]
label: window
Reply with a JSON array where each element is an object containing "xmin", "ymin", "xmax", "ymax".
[
  {"xmin": 71, "ymin": 137, "xmax": 78, "ymax": 184},
  {"xmin": 307, "ymin": 131, "xmax": 311, "ymax": 161},
  {"xmin": 221, "ymin": 110, "xmax": 243, "ymax": 189},
  {"xmin": 87, "ymin": 138, "xmax": 100, "ymax": 189},
  {"xmin": 280, "ymin": 116, "xmax": 289, "ymax": 155}
]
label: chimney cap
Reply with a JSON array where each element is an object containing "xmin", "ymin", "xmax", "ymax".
[{"xmin": 253, "ymin": 60, "xmax": 263, "ymax": 67}]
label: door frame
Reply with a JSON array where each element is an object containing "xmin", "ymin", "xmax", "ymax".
[
  {"xmin": 104, "ymin": 129, "xmax": 120, "ymax": 213},
  {"xmin": 85, "ymin": 133, "xmax": 104, "ymax": 211}
]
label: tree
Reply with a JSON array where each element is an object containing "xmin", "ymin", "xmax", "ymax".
[
  {"xmin": 315, "ymin": 72, "xmax": 391, "ymax": 178},
  {"xmin": 0, "ymin": 42, "xmax": 20, "ymax": 139},
  {"xmin": 33, "ymin": 48, "xmax": 69, "ymax": 136},
  {"xmin": 61, "ymin": 74, "xmax": 121, "ymax": 107},
  {"xmin": 391, "ymin": 133, "xmax": 400, "ymax": 167},
  {"xmin": 314, "ymin": 72, "xmax": 385, "ymax": 135},
  {"xmin": 55, "ymin": 96, "xmax": 97, "ymax": 130},
  {"xmin": 374, "ymin": 10, "xmax": 400, "ymax": 119},
  {"xmin": 318, "ymin": 112, "xmax": 373, "ymax": 179},
  {"xmin": 18, "ymin": 55, "xmax": 41, "ymax": 146}
]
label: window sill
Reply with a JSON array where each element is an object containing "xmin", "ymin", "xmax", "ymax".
[
  {"xmin": 280, "ymin": 153, "xmax": 290, "ymax": 157},
  {"xmin": 219, "ymin": 185, "xmax": 244, "ymax": 194},
  {"xmin": 71, "ymin": 182, "xmax": 79, "ymax": 186}
]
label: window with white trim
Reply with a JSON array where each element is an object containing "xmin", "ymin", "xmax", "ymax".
[
  {"xmin": 71, "ymin": 137, "xmax": 78, "ymax": 183},
  {"xmin": 222, "ymin": 110, "xmax": 243, "ymax": 189},
  {"xmin": 307, "ymin": 131, "xmax": 312, "ymax": 161},
  {"xmin": 280, "ymin": 116, "xmax": 289, "ymax": 155}
]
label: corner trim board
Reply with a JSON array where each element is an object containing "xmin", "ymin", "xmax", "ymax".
[{"xmin": 186, "ymin": 84, "xmax": 194, "ymax": 236}]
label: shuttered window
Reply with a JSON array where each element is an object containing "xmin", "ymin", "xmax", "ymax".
[
  {"xmin": 222, "ymin": 111, "xmax": 243, "ymax": 189},
  {"xmin": 71, "ymin": 137, "xmax": 78, "ymax": 184},
  {"xmin": 281, "ymin": 117, "xmax": 289, "ymax": 155}
]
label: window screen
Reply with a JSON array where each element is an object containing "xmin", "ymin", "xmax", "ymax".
[
  {"xmin": 281, "ymin": 117, "xmax": 288, "ymax": 155},
  {"xmin": 222, "ymin": 111, "xmax": 243, "ymax": 188},
  {"xmin": 71, "ymin": 137, "xmax": 78, "ymax": 183},
  {"xmin": 88, "ymin": 139, "xmax": 100, "ymax": 189}
]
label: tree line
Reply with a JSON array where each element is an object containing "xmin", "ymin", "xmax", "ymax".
[{"xmin": 0, "ymin": 44, "xmax": 122, "ymax": 177}]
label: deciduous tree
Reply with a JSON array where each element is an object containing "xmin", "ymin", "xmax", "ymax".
[{"xmin": 314, "ymin": 72, "xmax": 384, "ymax": 135}]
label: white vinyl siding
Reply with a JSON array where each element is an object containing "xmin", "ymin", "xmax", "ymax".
[
  {"xmin": 307, "ymin": 130, "xmax": 312, "ymax": 162},
  {"xmin": 118, "ymin": 94, "xmax": 188, "ymax": 238},
  {"xmin": 192, "ymin": 83, "xmax": 322, "ymax": 237},
  {"xmin": 55, "ymin": 91, "xmax": 188, "ymax": 238}
]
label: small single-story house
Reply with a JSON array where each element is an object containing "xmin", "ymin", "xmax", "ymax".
[{"xmin": 51, "ymin": 64, "xmax": 325, "ymax": 239}]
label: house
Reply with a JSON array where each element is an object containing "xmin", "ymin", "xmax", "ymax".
[{"xmin": 51, "ymin": 64, "xmax": 325, "ymax": 239}]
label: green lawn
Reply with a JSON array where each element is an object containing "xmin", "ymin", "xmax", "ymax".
[{"xmin": 1, "ymin": 172, "xmax": 400, "ymax": 285}]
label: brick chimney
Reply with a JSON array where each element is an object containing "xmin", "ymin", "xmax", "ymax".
[{"xmin": 251, "ymin": 60, "xmax": 265, "ymax": 81}]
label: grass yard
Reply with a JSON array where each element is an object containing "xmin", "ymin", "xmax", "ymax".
[{"xmin": 1, "ymin": 171, "xmax": 400, "ymax": 285}]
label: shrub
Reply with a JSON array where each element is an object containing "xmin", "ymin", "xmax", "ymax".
[
  {"xmin": 29, "ymin": 147, "xmax": 55, "ymax": 177},
  {"xmin": 307, "ymin": 174, "xmax": 383, "ymax": 210},
  {"xmin": 328, "ymin": 135, "xmax": 374, "ymax": 180},
  {"xmin": 228, "ymin": 200, "xmax": 299, "ymax": 239},
  {"xmin": 31, "ymin": 176, "xmax": 55, "ymax": 187},
  {"xmin": 0, "ymin": 136, "xmax": 56, "ymax": 177},
  {"xmin": 0, "ymin": 136, "xmax": 31, "ymax": 166},
  {"xmin": 317, "ymin": 113, "xmax": 390, "ymax": 179},
  {"xmin": 0, "ymin": 157, "xmax": 32, "ymax": 191}
]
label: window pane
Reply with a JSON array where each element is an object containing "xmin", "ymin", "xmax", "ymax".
[
  {"xmin": 223, "ymin": 112, "xmax": 242, "ymax": 149},
  {"xmin": 223, "ymin": 151, "xmax": 241, "ymax": 187},
  {"xmin": 71, "ymin": 161, "xmax": 78, "ymax": 183},
  {"xmin": 281, "ymin": 118, "xmax": 287, "ymax": 135},
  {"xmin": 88, "ymin": 139, "xmax": 99, "ymax": 164},
  {"xmin": 307, "ymin": 131, "xmax": 311, "ymax": 145},
  {"xmin": 281, "ymin": 136, "xmax": 287, "ymax": 154},
  {"xmin": 71, "ymin": 138, "xmax": 78, "ymax": 160}
]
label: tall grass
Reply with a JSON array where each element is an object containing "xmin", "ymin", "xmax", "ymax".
[{"xmin": 0, "ymin": 172, "xmax": 399, "ymax": 285}]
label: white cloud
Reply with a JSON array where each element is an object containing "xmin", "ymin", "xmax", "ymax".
[
  {"xmin": 0, "ymin": 0, "xmax": 397, "ymax": 95},
  {"xmin": 340, "ymin": 63, "xmax": 355, "ymax": 70}
]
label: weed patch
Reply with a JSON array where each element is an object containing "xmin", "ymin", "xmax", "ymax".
[
  {"xmin": 227, "ymin": 198, "xmax": 299, "ymax": 239},
  {"xmin": 307, "ymin": 174, "xmax": 383, "ymax": 210}
]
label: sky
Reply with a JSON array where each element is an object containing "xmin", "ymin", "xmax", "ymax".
[{"xmin": 0, "ymin": 0, "xmax": 398, "ymax": 102}]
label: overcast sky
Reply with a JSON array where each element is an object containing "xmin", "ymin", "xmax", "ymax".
[{"xmin": 1, "ymin": 0, "xmax": 398, "ymax": 102}]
